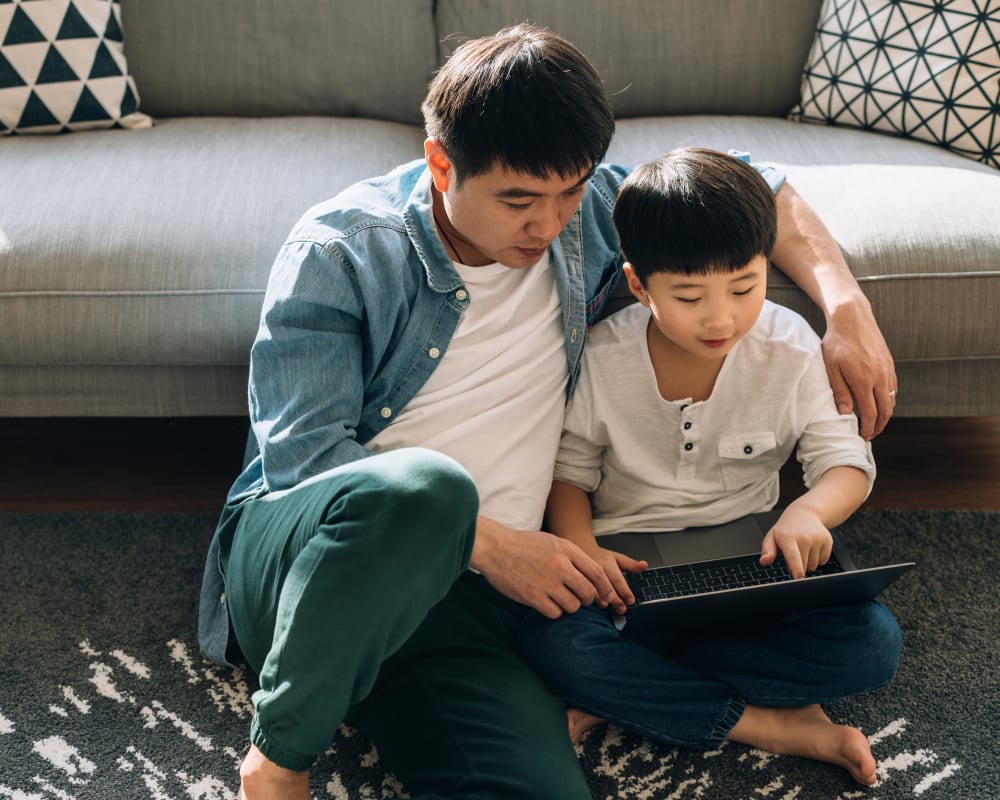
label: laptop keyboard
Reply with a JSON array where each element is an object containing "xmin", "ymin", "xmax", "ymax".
[{"xmin": 626, "ymin": 553, "xmax": 845, "ymax": 602}]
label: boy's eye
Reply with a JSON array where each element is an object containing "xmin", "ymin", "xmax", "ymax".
[
  {"xmin": 733, "ymin": 287, "xmax": 756, "ymax": 296},
  {"xmin": 675, "ymin": 296, "xmax": 700, "ymax": 304}
]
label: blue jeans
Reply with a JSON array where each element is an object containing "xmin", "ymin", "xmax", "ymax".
[{"xmin": 517, "ymin": 601, "xmax": 902, "ymax": 749}]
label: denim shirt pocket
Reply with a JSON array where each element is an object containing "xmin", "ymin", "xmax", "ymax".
[{"xmin": 718, "ymin": 432, "xmax": 780, "ymax": 491}]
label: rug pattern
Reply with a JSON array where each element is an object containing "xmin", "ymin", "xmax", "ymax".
[{"xmin": 0, "ymin": 509, "xmax": 996, "ymax": 799}]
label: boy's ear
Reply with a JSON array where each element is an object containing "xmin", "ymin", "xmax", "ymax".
[
  {"xmin": 424, "ymin": 139, "xmax": 453, "ymax": 192},
  {"xmin": 623, "ymin": 263, "xmax": 650, "ymax": 306}
]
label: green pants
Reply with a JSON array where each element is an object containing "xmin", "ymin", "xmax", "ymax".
[{"xmin": 219, "ymin": 447, "xmax": 589, "ymax": 800}]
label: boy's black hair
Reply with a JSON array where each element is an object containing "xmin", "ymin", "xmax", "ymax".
[
  {"xmin": 613, "ymin": 148, "xmax": 777, "ymax": 283},
  {"xmin": 422, "ymin": 24, "xmax": 615, "ymax": 185}
]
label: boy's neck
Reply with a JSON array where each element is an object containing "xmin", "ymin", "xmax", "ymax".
[{"xmin": 645, "ymin": 319, "xmax": 726, "ymax": 403}]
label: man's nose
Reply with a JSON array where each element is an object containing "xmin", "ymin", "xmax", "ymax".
[{"xmin": 526, "ymin": 201, "xmax": 562, "ymax": 241}]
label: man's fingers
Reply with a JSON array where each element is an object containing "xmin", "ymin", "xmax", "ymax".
[
  {"xmin": 570, "ymin": 549, "xmax": 616, "ymax": 602},
  {"xmin": 827, "ymin": 364, "xmax": 855, "ymax": 416},
  {"xmin": 608, "ymin": 568, "xmax": 635, "ymax": 609},
  {"xmin": 872, "ymin": 385, "xmax": 896, "ymax": 437}
]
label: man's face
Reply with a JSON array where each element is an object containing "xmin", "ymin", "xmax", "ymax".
[{"xmin": 428, "ymin": 142, "xmax": 591, "ymax": 268}]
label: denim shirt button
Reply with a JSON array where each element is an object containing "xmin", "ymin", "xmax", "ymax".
[
  {"xmin": 380, "ymin": 406, "xmax": 392, "ymax": 418},
  {"xmin": 219, "ymin": 593, "xmax": 226, "ymax": 606},
  {"xmin": 570, "ymin": 328, "xmax": 578, "ymax": 343},
  {"xmin": 455, "ymin": 289, "xmax": 468, "ymax": 301},
  {"xmin": 428, "ymin": 347, "xmax": 441, "ymax": 359}
]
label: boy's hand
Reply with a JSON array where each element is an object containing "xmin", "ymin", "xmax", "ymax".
[
  {"xmin": 760, "ymin": 508, "xmax": 833, "ymax": 579},
  {"xmin": 586, "ymin": 546, "xmax": 648, "ymax": 615}
]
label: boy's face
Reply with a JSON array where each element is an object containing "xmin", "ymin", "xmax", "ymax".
[
  {"xmin": 425, "ymin": 139, "xmax": 590, "ymax": 269},
  {"xmin": 625, "ymin": 256, "xmax": 768, "ymax": 362}
]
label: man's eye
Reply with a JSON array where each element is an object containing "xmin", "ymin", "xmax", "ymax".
[
  {"xmin": 675, "ymin": 297, "xmax": 699, "ymax": 304},
  {"xmin": 505, "ymin": 202, "xmax": 531, "ymax": 212}
]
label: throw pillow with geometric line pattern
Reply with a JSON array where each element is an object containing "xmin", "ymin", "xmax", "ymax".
[
  {"xmin": 790, "ymin": 0, "xmax": 999, "ymax": 169},
  {"xmin": 0, "ymin": 0, "xmax": 151, "ymax": 134}
]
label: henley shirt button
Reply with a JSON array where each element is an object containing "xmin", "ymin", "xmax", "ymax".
[
  {"xmin": 683, "ymin": 421, "xmax": 692, "ymax": 430},
  {"xmin": 680, "ymin": 404, "xmax": 689, "ymax": 412},
  {"xmin": 380, "ymin": 407, "xmax": 392, "ymax": 419},
  {"xmin": 428, "ymin": 347, "xmax": 441, "ymax": 359},
  {"xmin": 744, "ymin": 445, "xmax": 753, "ymax": 454},
  {"xmin": 684, "ymin": 442, "xmax": 694, "ymax": 451},
  {"xmin": 455, "ymin": 289, "xmax": 468, "ymax": 301}
]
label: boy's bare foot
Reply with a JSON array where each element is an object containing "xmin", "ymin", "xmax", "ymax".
[
  {"xmin": 727, "ymin": 704, "xmax": 876, "ymax": 786},
  {"xmin": 567, "ymin": 707, "xmax": 606, "ymax": 745},
  {"xmin": 238, "ymin": 743, "xmax": 312, "ymax": 800}
]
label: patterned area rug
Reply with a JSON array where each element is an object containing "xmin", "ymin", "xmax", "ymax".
[{"xmin": 1, "ymin": 509, "xmax": 997, "ymax": 799}]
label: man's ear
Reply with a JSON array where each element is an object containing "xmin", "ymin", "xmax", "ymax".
[
  {"xmin": 623, "ymin": 263, "xmax": 649, "ymax": 306},
  {"xmin": 424, "ymin": 139, "xmax": 453, "ymax": 193}
]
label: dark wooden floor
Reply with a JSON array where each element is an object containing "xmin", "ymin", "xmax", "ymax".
[{"xmin": 1, "ymin": 416, "xmax": 999, "ymax": 513}]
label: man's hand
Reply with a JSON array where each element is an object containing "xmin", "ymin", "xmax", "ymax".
[
  {"xmin": 470, "ymin": 517, "xmax": 620, "ymax": 618},
  {"xmin": 585, "ymin": 546, "xmax": 647, "ymax": 615},
  {"xmin": 759, "ymin": 508, "xmax": 833, "ymax": 580},
  {"xmin": 770, "ymin": 181, "xmax": 897, "ymax": 440},
  {"xmin": 822, "ymin": 299, "xmax": 897, "ymax": 440}
]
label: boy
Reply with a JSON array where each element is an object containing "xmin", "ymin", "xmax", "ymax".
[{"xmin": 518, "ymin": 148, "xmax": 902, "ymax": 787}]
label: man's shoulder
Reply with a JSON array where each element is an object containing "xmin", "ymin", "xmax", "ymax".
[{"xmin": 290, "ymin": 159, "xmax": 428, "ymax": 248}]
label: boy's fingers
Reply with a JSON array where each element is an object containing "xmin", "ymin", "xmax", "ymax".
[
  {"xmin": 783, "ymin": 546, "xmax": 806, "ymax": 579},
  {"xmin": 759, "ymin": 531, "xmax": 777, "ymax": 565},
  {"xmin": 614, "ymin": 552, "xmax": 648, "ymax": 573}
]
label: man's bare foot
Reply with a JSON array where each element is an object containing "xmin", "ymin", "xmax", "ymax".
[
  {"xmin": 567, "ymin": 707, "xmax": 606, "ymax": 745},
  {"xmin": 238, "ymin": 743, "xmax": 312, "ymax": 800},
  {"xmin": 727, "ymin": 704, "xmax": 877, "ymax": 786}
]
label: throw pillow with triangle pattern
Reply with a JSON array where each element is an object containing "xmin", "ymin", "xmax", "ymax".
[
  {"xmin": 789, "ymin": 0, "xmax": 999, "ymax": 169},
  {"xmin": 0, "ymin": 0, "xmax": 151, "ymax": 134}
]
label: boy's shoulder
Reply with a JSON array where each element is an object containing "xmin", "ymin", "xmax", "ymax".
[
  {"xmin": 586, "ymin": 301, "xmax": 648, "ymax": 349},
  {"xmin": 748, "ymin": 300, "xmax": 823, "ymax": 356}
]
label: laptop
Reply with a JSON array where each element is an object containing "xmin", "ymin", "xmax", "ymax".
[{"xmin": 603, "ymin": 510, "xmax": 914, "ymax": 636}]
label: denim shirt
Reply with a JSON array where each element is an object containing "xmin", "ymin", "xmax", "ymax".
[{"xmin": 199, "ymin": 155, "xmax": 786, "ymax": 666}]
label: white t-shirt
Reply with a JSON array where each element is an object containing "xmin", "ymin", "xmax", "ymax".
[
  {"xmin": 367, "ymin": 251, "xmax": 568, "ymax": 531},
  {"xmin": 555, "ymin": 301, "xmax": 875, "ymax": 536}
]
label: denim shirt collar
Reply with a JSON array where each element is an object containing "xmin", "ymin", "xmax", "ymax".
[{"xmin": 402, "ymin": 168, "xmax": 467, "ymax": 295}]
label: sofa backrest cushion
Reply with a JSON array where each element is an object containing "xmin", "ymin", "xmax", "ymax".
[
  {"xmin": 436, "ymin": 0, "xmax": 823, "ymax": 118},
  {"xmin": 120, "ymin": 0, "xmax": 438, "ymax": 125}
]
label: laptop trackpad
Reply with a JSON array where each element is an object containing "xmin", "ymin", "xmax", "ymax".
[{"xmin": 602, "ymin": 515, "xmax": 769, "ymax": 568}]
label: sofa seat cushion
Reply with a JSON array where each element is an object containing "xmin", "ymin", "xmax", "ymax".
[
  {"xmin": 0, "ymin": 116, "xmax": 425, "ymax": 369},
  {"xmin": 606, "ymin": 116, "xmax": 1000, "ymax": 369}
]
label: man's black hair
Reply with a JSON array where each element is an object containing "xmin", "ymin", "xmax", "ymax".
[
  {"xmin": 422, "ymin": 24, "xmax": 615, "ymax": 184},
  {"xmin": 613, "ymin": 148, "xmax": 777, "ymax": 283}
]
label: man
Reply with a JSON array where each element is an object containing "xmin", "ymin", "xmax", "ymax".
[{"xmin": 199, "ymin": 24, "xmax": 897, "ymax": 800}]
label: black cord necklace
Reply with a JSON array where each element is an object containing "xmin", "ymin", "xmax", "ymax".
[{"xmin": 434, "ymin": 212, "xmax": 464, "ymax": 264}]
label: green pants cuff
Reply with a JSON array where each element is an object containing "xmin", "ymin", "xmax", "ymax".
[{"xmin": 250, "ymin": 715, "xmax": 316, "ymax": 772}]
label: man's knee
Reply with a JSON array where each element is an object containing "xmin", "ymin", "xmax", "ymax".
[
  {"xmin": 370, "ymin": 447, "xmax": 479, "ymax": 528},
  {"xmin": 314, "ymin": 447, "xmax": 478, "ymax": 554}
]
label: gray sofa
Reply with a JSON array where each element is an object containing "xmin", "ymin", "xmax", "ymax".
[{"xmin": 2, "ymin": 0, "xmax": 998, "ymax": 418}]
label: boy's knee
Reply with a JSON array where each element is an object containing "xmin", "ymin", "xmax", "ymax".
[{"xmin": 863, "ymin": 601, "xmax": 903, "ymax": 671}]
